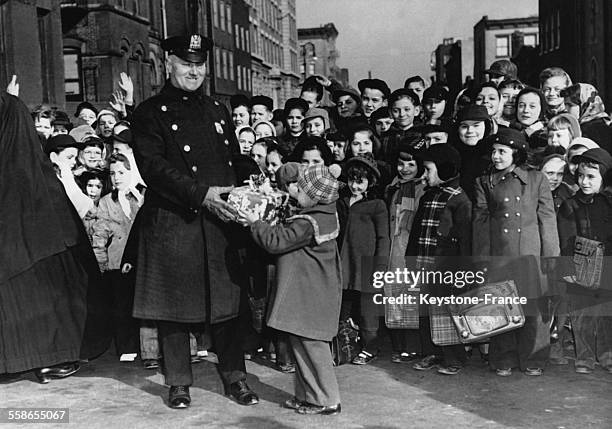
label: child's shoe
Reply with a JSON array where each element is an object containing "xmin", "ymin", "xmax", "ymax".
[
  {"xmin": 437, "ymin": 365, "xmax": 462, "ymax": 375},
  {"xmin": 352, "ymin": 350, "xmax": 377, "ymax": 365},
  {"xmin": 413, "ymin": 355, "xmax": 440, "ymax": 371}
]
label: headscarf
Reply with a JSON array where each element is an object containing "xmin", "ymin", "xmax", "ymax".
[
  {"xmin": 0, "ymin": 93, "xmax": 84, "ymax": 283},
  {"xmin": 565, "ymin": 83, "xmax": 611, "ymax": 125}
]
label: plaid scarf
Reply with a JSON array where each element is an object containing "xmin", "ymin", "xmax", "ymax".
[{"xmin": 414, "ymin": 183, "xmax": 462, "ymax": 269}]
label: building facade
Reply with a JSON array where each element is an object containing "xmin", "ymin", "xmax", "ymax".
[
  {"xmin": 246, "ymin": 0, "xmax": 299, "ymax": 110},
  {"xmin": 297, "ymin": 22, "xmax": 348, "ymax": 87},
  {"xmin": 0, "ymin": 0, "xmax": 64, "ymax": 109},
  {"xmin": 539, "ymin": 0, "xmax": 612, "ymax": 106},
  {"xmin": 473, "ymin": 15, "xmax": 539, "ymax": 85}
]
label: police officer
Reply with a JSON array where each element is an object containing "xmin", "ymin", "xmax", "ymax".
[{"xmin": 130, "ymin": 34, "xmax": 258, "ymax": 409}]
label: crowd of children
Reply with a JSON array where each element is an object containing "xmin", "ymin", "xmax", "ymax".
[{"xmin": 4, "ymin": 56, "xmax": 612, "ymax": 415}]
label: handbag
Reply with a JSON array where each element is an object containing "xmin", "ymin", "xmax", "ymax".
[
  {"xmin": 330, "ymin": 318, "xmax": 360, "ymax": 366},
  {"xmin": 573, "ymin": 236, "xmax": 604, "ymax": 289},
  {"xmin": 447, "ymin": 280, "xmax": 525, "ymax": 343},
  {"xmin": 383, "ymin": 283, "xmax": 419, "ymax": 329}
]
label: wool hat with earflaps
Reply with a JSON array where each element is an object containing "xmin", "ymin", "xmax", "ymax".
[
  {"xmin": 297, "ymin": 164, "xmax": 341, "ymax": 204},
  {"xmin": 416, "ymin": 144, "xmax": 461, "ymax": 181}
]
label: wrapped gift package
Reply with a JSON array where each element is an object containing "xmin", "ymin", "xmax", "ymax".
[
  {"xmin": 228, "ymin": 175, "xmax": 289, "ymax": 225},
  {"xmin": 446, "ymin": 280, "xmax": 525, "ymax": 343}
]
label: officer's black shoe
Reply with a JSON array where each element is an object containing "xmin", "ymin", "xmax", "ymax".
[
  {"xmin": 227, "ymin": 380, "xmax": 259, "ymax": 406},
  {"xmin": 169, "ymin": 385, "xmax": 191, "ymax": 409}
]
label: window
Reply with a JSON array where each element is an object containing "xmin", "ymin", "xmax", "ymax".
[
  {"xmin": 495, "ymin": 35, "xmax": 509, "ymax": 57},
  {"xmin": 555, "ymin": 9, "xmax": 561, "ymax": 48},
  {"xmin": 226, "ymin": 5, "xmax": 232, "ymax": 34},
  {"xmin": 237, "ymin": 66, "xmax": 242, "ymax": 90},
  {"xmin": 213, "ymin": 0, "xmax": 218, "ymax": 28},
  {"xmin": 229, "ymin": 53, "xmax": 234, "ymax": 81},
  {"xmin": 215, "ymin": 47, "xmax": 221, "ymax": 78},
  {"xmin": 219, "ymin": 1, "xmax": 225, "ymax": 31},
  {"xmin": 523, "ymin": 33, "xmax": 537, "ymax": 47},
  {"xmin": 247, "ymin": 69, "xmax": 251, "ymax": 91},
  {"xmin": 63, "ymin": 49, "xmax": 82, "ymax": 101},
  {"xmin": 222, "ymin": 50, "xmax": 228, "ymax": 79}
]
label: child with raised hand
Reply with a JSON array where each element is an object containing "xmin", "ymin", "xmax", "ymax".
[
  {"xmin": 92, "ymin": 153, "xmax": 145, "ymax": 361},
  {"xmin": 238, "ymin": 164, "xmax": 343, "ymax": 416},
  {"xmin": 336, "ymin": 153, "xmax": 390, "ymax": 365}
]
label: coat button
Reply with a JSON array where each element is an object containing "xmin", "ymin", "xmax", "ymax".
[
  {"xmin": 504, "ymin": 213, "xmax": 509, "ymax": 218},
  {"xmin": 516, "ymin": 196, "xmax": 520, "ymax": 201},
  {"xmin": 182, "ymin": 96, "xmax": 188, "ymax": 101},
  {"xmin": 517, "ymin": 228, "xmax": 521, "ymax": 233},
  {"xmin": 504, "ymin": 197, "xmax": 510, "ymax": 202},
  {"xmin": 501, "ymin": 176, "xmax": 506, "ymax": 180},
  {"xmin": 161, "ymin": 105, "xmax": 167, "ymax": 111},
  {"xmin": 172, "ymin": 124, "xmax": 178, "ymax": 131},
  {"xmin": 228, "ymin": 160, "xmax": 233, "ymax": 167},
  {"xmin": 516, "ymin": 212, "xmax": 521, "ymax": 217},
  {"xmin": 224, "ymin": 139, "xmax": 229, "ymax": 146},
  {"xmin": 220, "ymin": 119, "xmax": 225, "ymax": 125},
  {"xmin": 503, "ymin": 228, "xmax": 508, "ymax": 233},
  {"xmin": 192, "ymin": 165, "xmax": 198, "ymax": 172},
  {"xmin": 183, "ymin": 145, "xmax": 191, "ymax": 152}
]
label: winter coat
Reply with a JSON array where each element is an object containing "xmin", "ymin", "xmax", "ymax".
[
  {"xmin": 452, "ymin": 138, "xmax": 492, "ymax": 203},
  {"xmin": 131, "ymin": 81, "xmax": 247, "ymax": 324},
  {"xmin": 557, "ymin": 190, "xmax": 612, "ymax": 294},
  {"xmin": 337, "ymin": 194, "xmax": 390, "ymax": 293},
  {"xmin": 473, "ymin": 166, "xmax": 560, "ymax": 296},
  {"xmin": 91, "ymin": 190, "xmax": 143, "ymax": 271},
  {"xmin": 581, "ymin": 118, "xmax": 612, "ymax": 154},
  {"xmin": 250, "ymin": 203, "xmax": 342, "ymax": 341},
  {"xmin": 379, "ymin": 124, "xmax": 422, "ymax": 167},
  {"xmin": 384, "ymin": 177, "xmax": 425, "ymax": 268}
]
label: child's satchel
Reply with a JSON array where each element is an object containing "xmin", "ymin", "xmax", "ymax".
[
  {"xmin": 573, "ymin": 236, "xmax": 604, "ymax": 289},
  {"xmin": 383, "ymin": 283, "xmax": 419, "ymax": 329},
  {"xmin": 447, "ymin": 280, "xmax": 525, "ymax": 343},
  {"xmin": 330, "ymin": 318, "xmax": 360, "ymax": 366}
]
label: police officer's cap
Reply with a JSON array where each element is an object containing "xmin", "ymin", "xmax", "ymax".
[{"xmin": 162, "ymin": 34, "xmax": 213, "ymax": 63}]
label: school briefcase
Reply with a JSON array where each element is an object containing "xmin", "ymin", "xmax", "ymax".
[{"xmin": 446, "ymin": 280, "xmax": 525, "ymax": 343}]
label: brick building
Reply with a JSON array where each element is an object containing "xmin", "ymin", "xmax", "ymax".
[
  {"xmin": 298, "ymin": 22, "xmax": 348, "ymax": 87},
  {"xmin": 539, "ymin": 0, "xmax": 612, "ymax": 106},
  {"xmin": 473, "ymin": 15, "xmax": 539, "ymax": 85}
]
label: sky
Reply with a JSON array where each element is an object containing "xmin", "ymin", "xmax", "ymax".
[{"xmin": 296, "ymin": 0, "xmax": 538, "ymax": 89}]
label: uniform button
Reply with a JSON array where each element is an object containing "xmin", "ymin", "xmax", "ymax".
[
  {"xmin": 183, "ymin": 145, "xmax": 191, "ymax": 152},
  {"xmin": 220, "ymin": 119, "xmax": 225, "ymax": 125},
  {"xmin": 172, "ymin": 124, "xmax": 178, "ymax": 131},
  {"xmin": 182, "ymin": 96, "xmax": 188, "ymax": 101},
  {"xmin": 517, "ymin": 228, "xmax": 521, "ymax": 233},
  {"xmin": 516, "ymin": 212, "xmax": 521, "ymax": 217},
  {"xmin": 215, "ymin": 101, "xmax": 220, "ymax": 106},
  {"xmin": 503, "ymin": 228, "xmax": 508, "ymax": 233},
  {"xmin": 161, "ymin": 105, "xmax": 167, "ymax": 111},
  {"xmin": 224, "ymin": 139, "xmax": 229, "ymax": 146},
  {"xmin": 504, "ymin": 197, "xmax": 510, "ymax": 202},
  {"xmin": 192, "ymin": 165, "xmax": 198, "ymax": 172},
  {"xmin": 516, "ymin": 196, "xmax": 520, "ymax": 201},
  {"xmin": 504, "ymin": 213, "xmax": 509, "ymax": 218},
  {"xmin": 228, "ymin": 160, "xmax": 233, "ymax": 167},
  {"xmin": 501, "ymin": 176, "xmax": 506, "ymax": 180}
]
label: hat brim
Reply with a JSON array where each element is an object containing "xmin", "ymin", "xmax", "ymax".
[
  {"xmin": 171, "ymin": 51, "xmax": 208, "ymax": 63},
  {"xmin": 346, "ymin": 157, "xmax": 381, "ymax": 179},
  {"xmin": 483, "ymin": 69, "xmax": 504, "ymax": 77}
]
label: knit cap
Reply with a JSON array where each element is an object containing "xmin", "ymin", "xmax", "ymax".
[{"xmin": 297, "ymin": 164, "xmax": 340, "ymax": 204}]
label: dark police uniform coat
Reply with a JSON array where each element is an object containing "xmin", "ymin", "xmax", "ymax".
[{"xmin": 131, "ymin": 81, "xmax": 246, "ymax": 324}]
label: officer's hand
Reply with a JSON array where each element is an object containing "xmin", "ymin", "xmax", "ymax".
[{"xmin": 203, "ymin": 186, "xmax": 237, "ymax": 222}]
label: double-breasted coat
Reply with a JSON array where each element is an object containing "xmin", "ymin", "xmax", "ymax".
[
  {"xmin": 473, "ymin": 166, "xmax": 560, "ymax": 296},
  {"xmin": 131, "ymin": 81, "xmax": 247, "ymax": 324}
]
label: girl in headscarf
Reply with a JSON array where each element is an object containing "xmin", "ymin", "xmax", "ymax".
[
  {"xmin": 0, "ymin": 92, "xmax": 103, "ymax": 383},
  {"xmin": 561, "ymin": 83, "xmax": 612, "ymax": 153}
]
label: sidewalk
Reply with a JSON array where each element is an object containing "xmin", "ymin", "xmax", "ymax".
[{"xmin": 1, "ymin": 350, "xmax": 611, "ymax": 429}]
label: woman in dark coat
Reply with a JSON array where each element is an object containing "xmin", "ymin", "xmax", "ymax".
[
  {"xmin": 0, "ymin": 92, "xmax": 99, "ymax": 382},
  {"xmin": 473, "ymin": 128, "xmax": 560, "ymax": 377}
]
